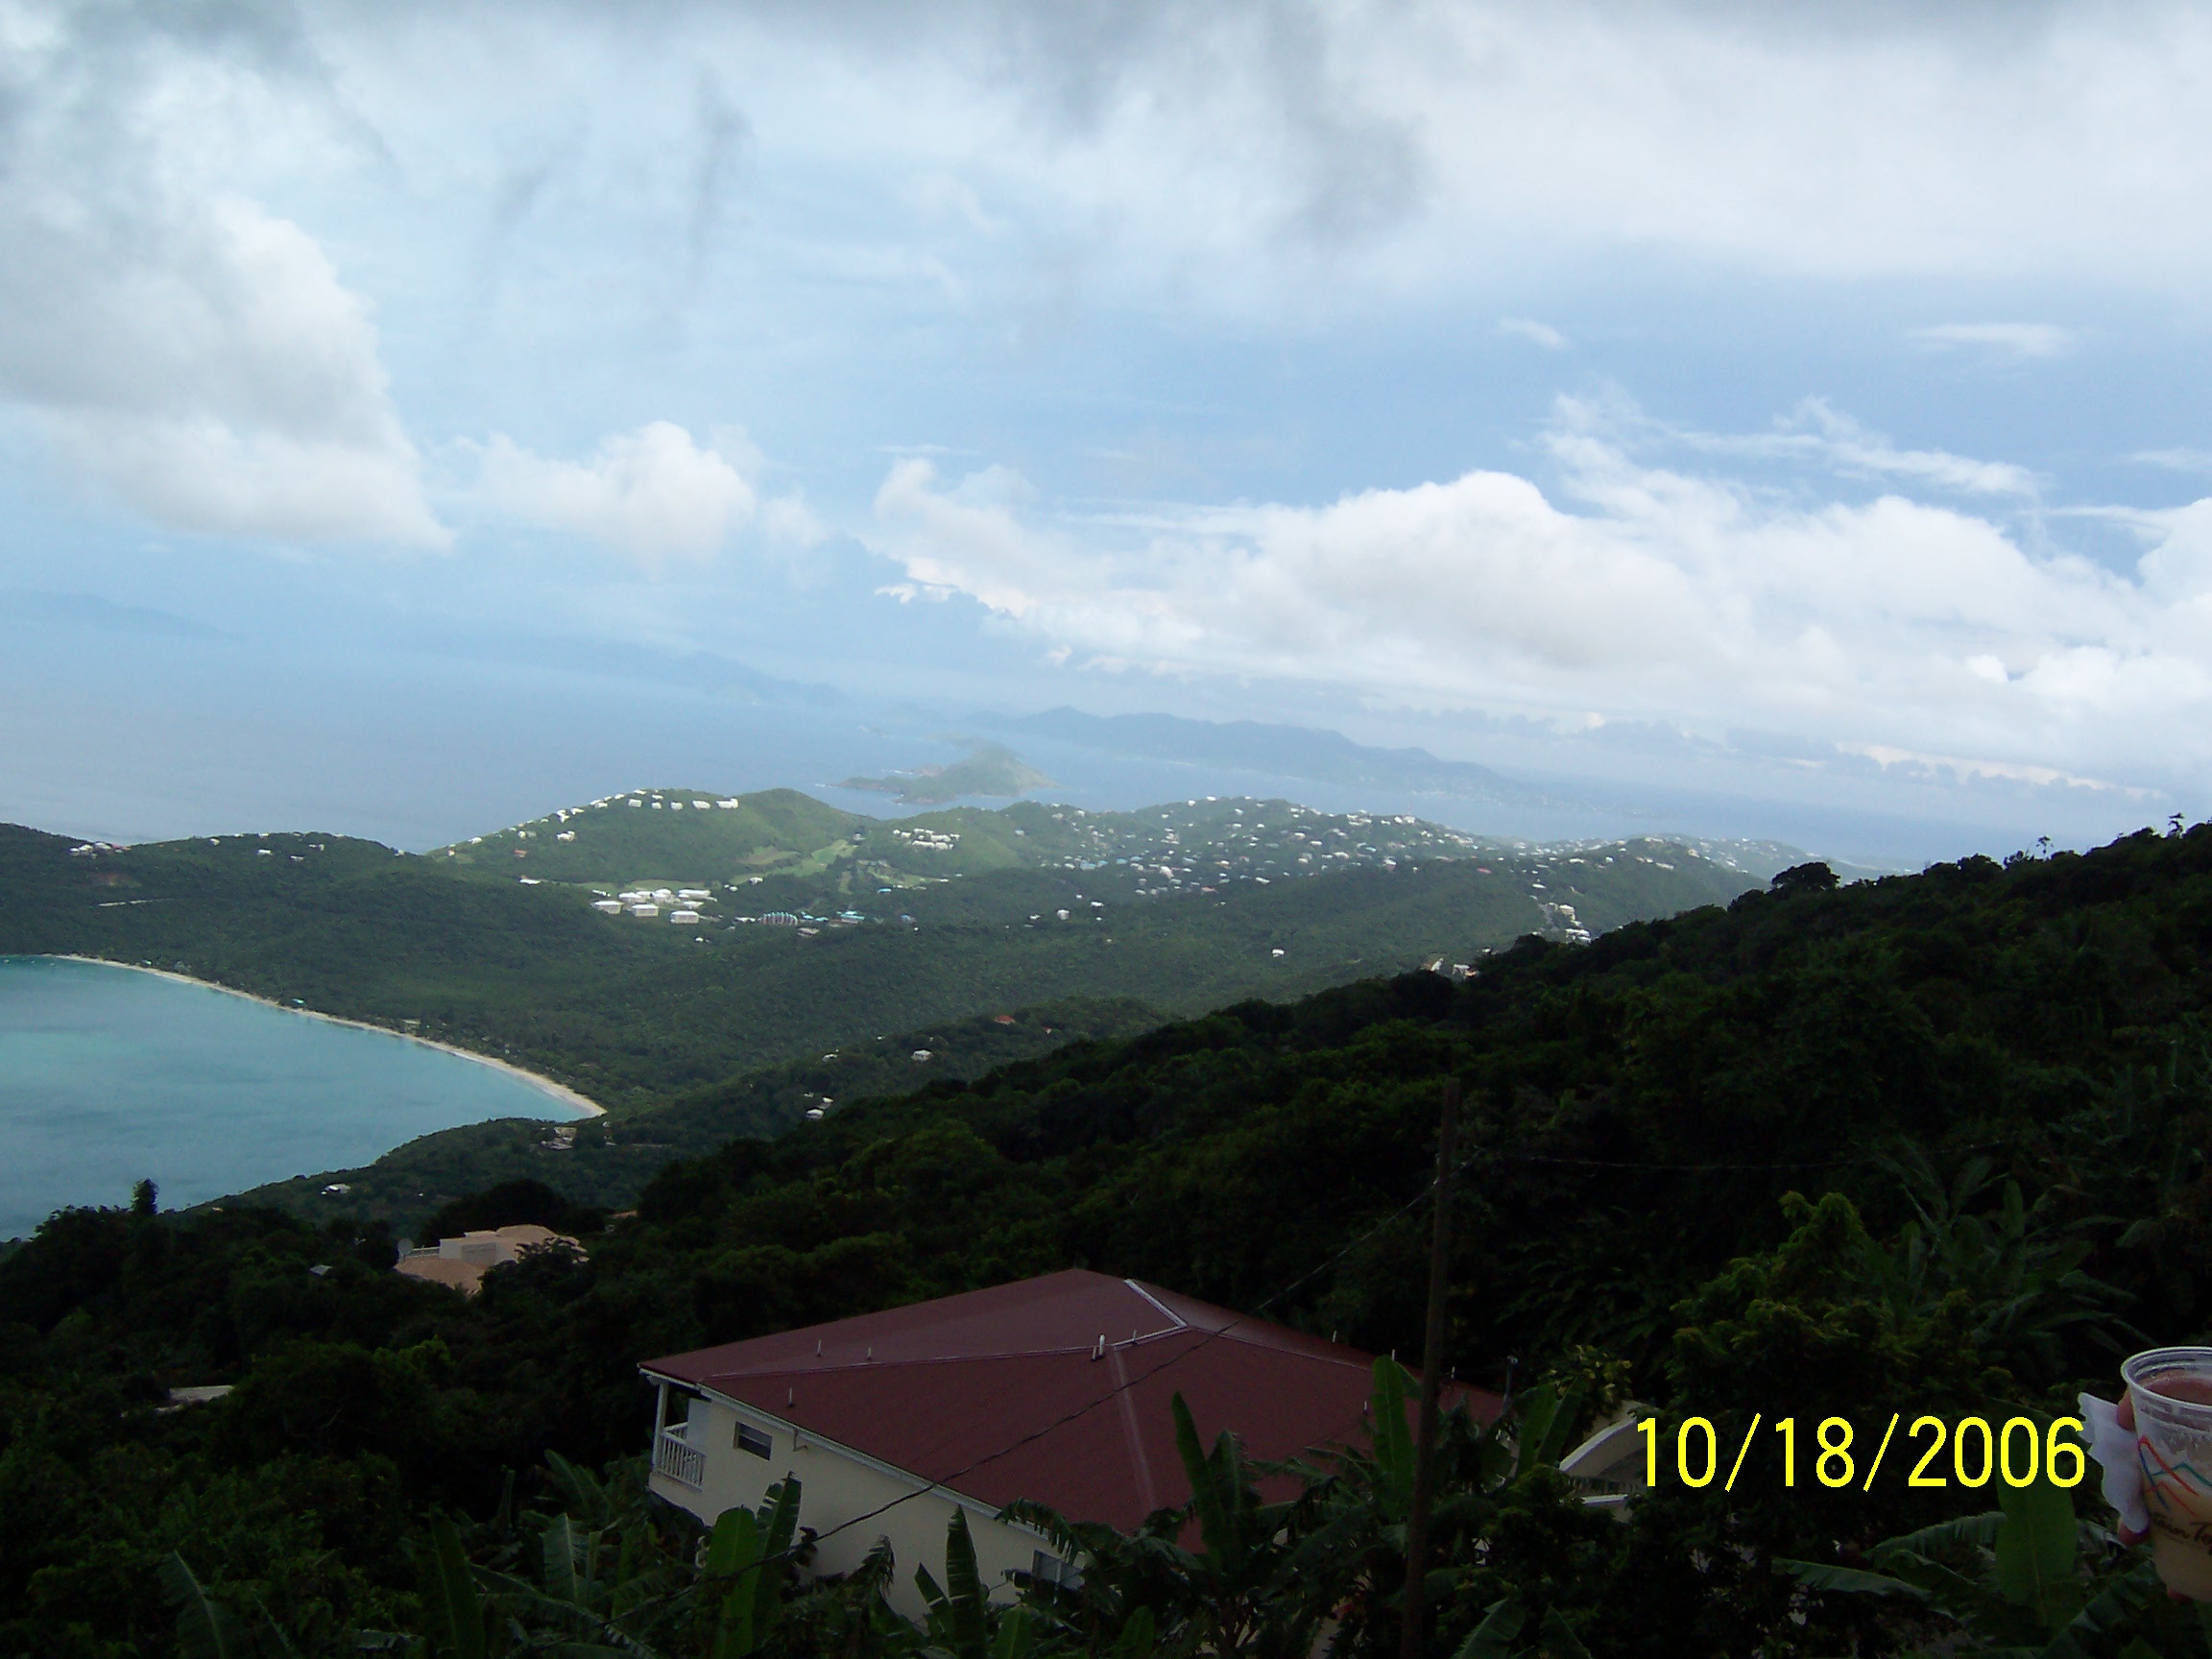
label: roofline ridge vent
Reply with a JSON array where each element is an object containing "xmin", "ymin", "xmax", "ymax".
[{"xmin": 1122, "ymin": 1279, "xmax": 1190, "ymax": 1334}]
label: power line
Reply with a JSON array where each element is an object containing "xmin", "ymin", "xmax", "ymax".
[
  {"xmin": 1485, "ymin": 1151, "xmax": 1866, "ymax": 1172},
  {"xmin": 1475, "ymin": 1140, "xmax": 2008, "ymax": 1174},
  {"xmin": 733, "ymin": 1134, "xmax": 2002, "ymax": 1563},
  {"xmin": 772, "ymin": 1134, "xmax": 1477, "ymax": 1560}
]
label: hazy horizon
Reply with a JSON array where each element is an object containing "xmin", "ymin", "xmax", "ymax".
[{"xmin": 7, "ymin": 2, "xmax": 2210, "ymax": 864}]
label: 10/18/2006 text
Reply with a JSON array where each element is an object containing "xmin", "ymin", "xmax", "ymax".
[{"xmin": 1634, "ymin": 1414, "xmax": 2088, "ymax": 1493}]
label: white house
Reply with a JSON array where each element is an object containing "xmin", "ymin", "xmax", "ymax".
[
  {"xmin": 396, "ymin": 1225, "xmax": 584, "ymax": 1296},
  {"xmin": 1558, "ymin": 1405, "xmax": 1651, "ymax": 1516},
  {"xmin": 639, "ymin": 1269, "xmax": 1497, "ymax": 1622}
]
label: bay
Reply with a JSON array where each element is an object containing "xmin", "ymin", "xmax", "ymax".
[{"xmin": 0, "ymin": 955, "xmax": 593, "ymax": 1238}]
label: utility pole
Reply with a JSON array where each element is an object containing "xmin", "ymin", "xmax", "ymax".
[{"xmin": 1400, "ymin": 1077, "xmax": 1461, "ymax": 1659}]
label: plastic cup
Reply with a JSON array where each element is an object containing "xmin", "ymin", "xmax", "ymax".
[{"xmin": 2125, "ymin": 1348, "xmax": 2212, "ymax": 1599}]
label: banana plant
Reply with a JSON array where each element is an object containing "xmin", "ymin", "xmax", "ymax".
[
  {"xmin": 1777, "ymin": 1465, "xmax": 2168, "ymax": 1656},
  {"xmin": 1863, "ymin": 1151, "xmax": 2140, "ymax": 1380},
  {"xmin": 992, "ymin": 1494, "xmax": 1202, "ymax": 1650},
  {"xmin": 1269, "ymin": 1358, "xmax": 1585, "ymax": 1652},
  {"xmin": 417, "ymin": 1511, "xmax": 497, "ymax": 1659},
  {"xmin": 399, "ymin": 1503, "xmax": 664, "ymax": 1658},
  {"xmin": 159, "ymin": 1551, "xmax": 302, "ymax": 1659},
  {"xmin": 778, "ymin": 1534, "xmax": 913, "ymax": 1652},
  {"xmin": 703, "ymin": 1478, "xmax": 803, "ymax": 1659},
  {"xmin": 1448, "ymin": 1596, "xmax": 1594, "ymax": 1659},
  {"xmin": 914, "ymin": 1507, "xmax": 1044, "ymax": 1659},
  {"xmin": 1167, "ymin": 1392, "xmax": 1321, "ymax": 1659}
]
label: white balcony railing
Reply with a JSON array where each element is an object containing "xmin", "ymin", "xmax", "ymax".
[{"xmin": 654, "ymin": 1428, "xmax": 706, "ymax": 1490}]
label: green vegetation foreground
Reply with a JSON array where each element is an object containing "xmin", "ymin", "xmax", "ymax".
[{"xmin": 10, "ymin": 826, "xmax": 2212, "ymax": 1654}]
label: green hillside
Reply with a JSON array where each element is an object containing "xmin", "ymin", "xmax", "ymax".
[
  {"xmin": 435, "ymin": 785, "xmax": 861, "ymax": 886},
  {"xmin": 8, "ymin": 824, "xmax": 2212, "ymax": 1653},
  {"xmin": 213, "ymin": 995, "xmax": 1166, "ymax": 1229},
  {"xmin": 0, "ymin": 795, "xmax": 1766, "ymax": 1111},
  {"xmin": 426, "ymin": 783, "xmax": 1522, "ymax": 888}
]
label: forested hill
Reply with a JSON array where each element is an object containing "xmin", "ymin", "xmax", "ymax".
[
  {"xmin": 0, "ymin": 795, "xmax": 1764, "ymax": 1106},
  {"xmin": 613, "ymin": 824, "xmax": 2212, "ymax": 1376},
  {"xmin": 10, "ymin": 824, "xmax": 2212, "ymax": 1654},
  {"xmin": 213, "ymin": 994, "xmax": 1168, "ymax": 1230}
]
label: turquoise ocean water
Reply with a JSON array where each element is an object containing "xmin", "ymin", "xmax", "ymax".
[{"xmin": 0, "ymin": 955, "xmax": 589, "ymax": 1238}]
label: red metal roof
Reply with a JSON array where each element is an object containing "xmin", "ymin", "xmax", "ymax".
[{"xmin": 641, "ymin": 1268, "xmax": 1502, "ymax": 1530}]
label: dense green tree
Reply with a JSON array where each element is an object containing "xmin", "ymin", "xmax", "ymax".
[{"xmin": 12, "ymin": 823, "xmax": 2212, "ymax": 1651}]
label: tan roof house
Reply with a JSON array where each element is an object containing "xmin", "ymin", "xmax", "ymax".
[{"xmin": 396, "ymin": 1224, "xmax": 583, "ymax": 1295}]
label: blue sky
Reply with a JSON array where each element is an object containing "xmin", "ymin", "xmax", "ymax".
[{"xmin": 6, "ymin": 1, "xmax": 2212, "ymax": 860}]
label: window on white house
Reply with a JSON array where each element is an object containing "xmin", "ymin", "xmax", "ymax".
[
  {"xmin": 734, "ymin": 1423, "xmax": 773, "ymax": 1458},
  {"xmin": 1031, "ymin": 1551, "xmax": 1083, "ymax": 1590}
]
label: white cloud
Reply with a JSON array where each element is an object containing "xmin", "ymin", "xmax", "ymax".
[
  {"xmin": 1676, "ymin": 399, "xmax": 2039, "ymax": 496},
  {"xmin": 867, "ymin": 401, "xmax": 2212, "ymax": 785},
  {"xmin": 1910, "ymin": 324, "xmax": 2078, "ymax": 359},
  {"xmin": 2132, "ymin": 447, "xmax": 2212, "ymax": 474},
  {"xmin": 478, "ymin": 422, "xmax": 758, "ymax": 565},
  {"xmin": 275, "ymin": 2, "xmax": 2212, "ymax": 343},
  {"xmin": 0, "ymin": 7, "xmax": 444, "ymax": 545},
  {"xmin": 1838, "ymin": 744, "xmax": 2147, "ymax": 797},
  {"xmin": 875, "ymin": 461, "xmax": 1075, "ymax": 620},
  {"xmin": 762, "ymin": 4, "xmax": 2212, "ymax": 298},
  {"xmin": 1498, "ymin": 317, "xmax": 1569, "ymax": 349},
  {"xmin": 761, "ymin": 492, "xmax": 828, "ymax": 549}
]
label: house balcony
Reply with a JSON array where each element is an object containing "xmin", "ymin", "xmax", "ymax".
[{"xmin": 653, "ymin": 1425, "xmax": 706, "ymax": 1490}]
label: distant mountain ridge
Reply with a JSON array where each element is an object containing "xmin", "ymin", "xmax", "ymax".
[{"xmin": 982, "ymin": 707, "xmax": 1556, "ymax": 804}]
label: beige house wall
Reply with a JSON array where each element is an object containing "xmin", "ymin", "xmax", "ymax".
[{"xmin": 645, "ymin": 1382, "xmax": 1055, "ymax": 1624}]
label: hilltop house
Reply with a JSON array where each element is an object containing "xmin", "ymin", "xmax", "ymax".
[
  {"xmin": 639, "ymin": 1268, "xmax": 1498, "ymax": 1620},
  {"xmin": 396, "ymin": 1224, "xmax": 583, "ymax": 1295}
]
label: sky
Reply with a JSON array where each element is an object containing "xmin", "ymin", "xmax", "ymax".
[{"xmin": 5, "ymin": 0, "xmax": 2212, "ymax": 862}]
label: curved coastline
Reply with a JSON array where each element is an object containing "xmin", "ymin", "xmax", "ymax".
[{"xmin": 45, "ymin": 955, "xmax": 605, "ymax": 1119}]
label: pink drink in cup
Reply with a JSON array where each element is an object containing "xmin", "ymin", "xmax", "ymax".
[{"xmin": 2125, "ymin": 1348, "xmax": 2212, "ymax": 1598}]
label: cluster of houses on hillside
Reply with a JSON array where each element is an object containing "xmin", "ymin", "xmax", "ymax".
[
  {"xmin": 589, "ymin": 793, "xmax": 743, "ymax": 812},
  {"xmin": 1536, "ymin": 899, "xmax": 1594, "ymax": 944},
  {"xmin": 590, "ymin": 886, "xmax": 717, "ymax": 923},
  {"xmin": 464, "ymin": 791, "xmax": 750, "ymax": 856}
]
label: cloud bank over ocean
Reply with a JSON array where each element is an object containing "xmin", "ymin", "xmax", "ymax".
[{"xmin": 5, "ymin": 0, "xmax": 2211, "ymax": 853}]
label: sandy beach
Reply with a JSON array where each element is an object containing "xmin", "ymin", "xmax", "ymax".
[{"xmin": 49, "ymin": 955, "xmax": 605, "ymax": 1118}]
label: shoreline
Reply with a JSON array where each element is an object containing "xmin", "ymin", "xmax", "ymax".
[{"xmin": 41, "ymin": 955, "xmax": 605, "ymax": 1119}]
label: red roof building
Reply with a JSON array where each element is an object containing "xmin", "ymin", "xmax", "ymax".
[{"xmin": 640, "ymin": 1268, "xmax": 1499, "ymax": 1615}]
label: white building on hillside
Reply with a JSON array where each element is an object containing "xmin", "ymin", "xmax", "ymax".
[{"xmin": 640, "ymin": 1269, "xmax": 1497, "ymax": 1622}]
